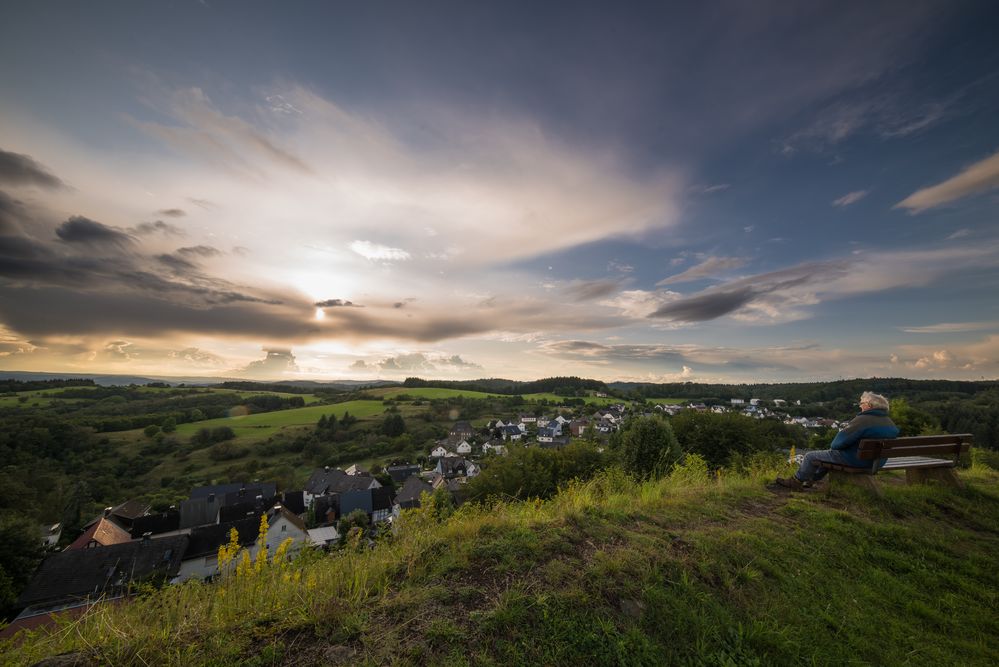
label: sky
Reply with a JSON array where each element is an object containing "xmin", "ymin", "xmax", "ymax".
[{"xmin": 1, "ymin": 1, "xmax": 998, "ymax": 383}]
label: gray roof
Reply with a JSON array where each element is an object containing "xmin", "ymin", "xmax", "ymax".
[
  {"xmin": 394, "ymin": 476, "xmax": 433, "ymax": 508},
  {"xmin": 17, "ymin": 535, "xmax": 189, "ymax": 608},
  {"xmin": 385, "ymin": 464, "xmax": 421, "ymax": 483},
  {"xmin": 179, "ymin": 495, "xmax": 223, "ymax": 529},
  {"xmin": 339, "ymin": 489, "xmax": 373, "ymax": 517},
  {"xmin": 305, "ymin": 468, "xmax": 378, "ymax": 496}
]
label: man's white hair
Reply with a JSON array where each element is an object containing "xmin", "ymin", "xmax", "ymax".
[{"xmin": 860, "ymin": 391, "xmax": 889, "ymax": 410}]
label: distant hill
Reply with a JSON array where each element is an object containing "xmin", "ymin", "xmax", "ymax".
[{"xmin": 0, "ymin": 371, "xmax": 400, "ymax": 391}]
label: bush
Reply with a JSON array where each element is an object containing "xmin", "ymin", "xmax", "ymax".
[{"xmin": 614, "ymin": 415, "xmax": 682, "ymax": 479}]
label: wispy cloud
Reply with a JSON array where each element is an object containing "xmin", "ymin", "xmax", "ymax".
[
  {"xmin": 832, "ymin": 189, "xmax": 869, "ymax": 207},
  {"xmin": 896, "ymin": 149, "xmax": 999, "ymax": 213},
  {"xmin": 0, "ymin": 148, "xmax": 65, "ymax": 189},
  {"xmin": 656, "ymin": 256, "xmax": 746, "ymax": 286},
  {"xmin": 900, "ymin": 321, "xmax": 997, "ymax": 334}
]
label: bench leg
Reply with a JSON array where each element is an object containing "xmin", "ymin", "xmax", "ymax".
[
  {"xmin": 827, "ymin": 471, "xmax": 884, "ymax": 498},
  {"xmin": 905, "ymin": 467, "xmax": 964, "ymax": 488}
]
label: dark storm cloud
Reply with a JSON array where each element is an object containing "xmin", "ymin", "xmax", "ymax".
[
  {"xmin": 315, "ymin": 298, "xmax": 360, "ymax": 308},
  {"xmin": 0, "ymin": 190, "xmax": 24, "ymax": 232},
  {"xmin": 537, "ymin": 340, "xmax": 798, "ymax": 373},
  {"xmin": 157, "ymin": 208, "xmax": 186, "ymax": 217},
  {"xmin": 133, "ymin": 220, "xmax": 185, "ymax": 236},
  {"xmin": 562, "ymin": 279, "xmax": 622, "ymax": 302},
  {"xmin": 155, "ymin": 253, "xmax": 197, "ymax": 272},
  {"xmin": 55, "ymin": 216, "xmax": 135, "ymax": 247},
  {"xmin": 649, "ymin": 261, "xmax": 850, "ymax": 322},
  {"xmin": 650, "ymin": 287, "xmax": 758, "ymax": 322},
  {"xmin": 0, "ymin": 149, "xmax": 64, "ymax": 189}
]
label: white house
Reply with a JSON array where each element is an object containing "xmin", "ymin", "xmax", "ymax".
[
  {"xmin": 750, "ymin": 398, "xmax": 761, "ymax": 406},
  {"xmin": 430, "ymin": 445, "xmax": 449, "ymax": 458},
  {"xmin": 483, "ymin": 442, "xmax": 508, "ymax": 456},
  {"xmin": 730, "ymin": 399, "xmax": 745, "ymax": 406},
  {"xmin": 456, "ymin": 440, "xmax": 472, "ymax": 455}
]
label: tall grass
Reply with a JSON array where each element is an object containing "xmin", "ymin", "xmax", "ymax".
[{"xmin": 5, "ymin": 458, "xmax": 998, "ymax": 665}]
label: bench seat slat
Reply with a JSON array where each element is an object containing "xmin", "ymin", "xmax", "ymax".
[
  {"xmin": 858, "ymin": 443, "xmax": 969, "ymax": 460},
  {"xmin": 817, "ymin": 456, "xmax": 956, "ymax": 474}
]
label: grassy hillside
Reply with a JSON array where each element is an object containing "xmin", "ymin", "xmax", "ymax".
[{"xmin": 6, "ymin": 462, "xmax": 998, "ymax": 666}]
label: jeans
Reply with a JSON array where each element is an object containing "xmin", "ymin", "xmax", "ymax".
[{"xmin": 795, "ymin": 449, "xmax": 871, "ymax": 482}]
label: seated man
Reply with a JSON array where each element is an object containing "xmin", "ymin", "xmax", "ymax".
[{"xmin": 777, "ymin": 391, "xmax": 899, "ymax": 490}]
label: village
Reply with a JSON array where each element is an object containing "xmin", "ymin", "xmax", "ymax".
[{"xmin": 6, "ymin": 398, "xmax": 845, "ymax": 638}]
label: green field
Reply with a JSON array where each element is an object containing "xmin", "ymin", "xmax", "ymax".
[
  {"xmin": 171, "ymin": 400, "xmax": 387, "ymax": 442},
  {"xmin": 375, "ymin": 387, "xmax": 503, "ymax": 400},
  {"xmin": 520, "ymin": 392, "xmax": 621, "ymax": 406},
  {"xmin": 645, "ymin": 397, "xmax": 686, "ymax": 404}
]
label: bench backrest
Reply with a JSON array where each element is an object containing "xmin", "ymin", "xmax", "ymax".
[{"xmin": 857, "ymin": 434, "xmax": 973, "ymax": 461}]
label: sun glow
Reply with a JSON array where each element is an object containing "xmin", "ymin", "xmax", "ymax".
[{"xmin": 314, "ymin": 308, "xmax": 325, "ymax": 320}]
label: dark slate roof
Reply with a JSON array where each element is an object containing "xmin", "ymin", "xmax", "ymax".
[
  {"xmin": 185, "ymin": 516, "xmax": 259, "ymax": 559},
  {"xmin": 221, "ymin": 485, "xmax": 277, "ymax": 508},
  {"xmin": 386, "ymin": 464, "xmax": 421, "ymax": 483},
  {"xmin": 218, "ymin": 497, "xmax": 274, "ymax": 524},
  {"xmin": 129, "ymin": 510, "xmax": 180, "ymax": 539},
  {"xmin": 394, "ymin": 476, "xmax": 433, "ymax": 507},
  {"xmin": 17, "ymin": 535, "xmax": 189, "ymax": 608},
  {"xmin": 450, "ymin": 420, "xmax": 474, "ymax": 433},
  {"xmin": 110, "ymin": 499, "xmax": 151, "ymax": 523},
  {"xmin": 501, "ymin": 425, "xmax": 522, "ymax": 435},
  {"xmin": 306, "ymin": 468, "xmax": 377, "ymax": 496},
  {"xmin": 339, "ymin": 489, "xmax": 373, "ymax": 517},
  {"xmin": 282, "ymin": 490, "xmax": 306, "ymax": 516},
  {"xmin": 437, "ymin": 457, "xmax": 468, "ymax": 478},
  {"xmin": 179, "ymin": 495, "xmax": 223, "ymax": 529},
  {"xmin": 189, "ymin": 483, "xmax": 249, "ymax": 499}
]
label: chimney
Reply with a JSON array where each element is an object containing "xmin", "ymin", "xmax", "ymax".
[
  {"xmin": 324, "ymin": 465, "xmax": 330, "ymax": 472},
  {"xmin": 141, "ymin": 532, "xmax": 152, "ymax": 545},
  {"xmin": 103, "ymin": 507, "xmax": 112, "ymax": 517}
]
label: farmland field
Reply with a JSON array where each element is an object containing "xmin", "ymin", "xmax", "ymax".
[
  {"xmin": 374, "ymin": 387, "xmax": 503, "ymax": 400},
  {"xmin": 171, "ymin": 400, "xmax": 387, "ymax": 442},
  {"xmin": 644, "ymin": 397, "xmax": 686, "ymax": 404},
  {"xmin": 519, "ymin": 392, "xmax": 621, "ymax": 406}
]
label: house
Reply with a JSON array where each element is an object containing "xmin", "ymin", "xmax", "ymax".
[
  {"xmin": 773, "ymin": 399, "xmax": 787, "ymax": 407},
  {"xmin": 456, "ymin": 440, "xmax": 472, "ymax": 455},
  {"xmin": 483, "ymin": 442, "xmax": 508, "ymax": 456},
  {"xmin": 218, "ymin": 494, "xmax": 276, "ymax": 524},
  {"xmin": 190, "ymin": 482, "xmax": 277, "ymax": 501},
  {"xmin": 371, "ymin": 488, "xmax": 394, "ymax": 523},
  {"xmin": 538, "ymin": 436, "xmax": 570, "ymax": 450},
  {"xmin": 344, "ymin": 464, "xmax": 369, "ymax": 476},
  {"xmin": 554, "ymin": 415, "xmax": 571, "ymax": 425},
  {"xmin": 711, "ymin": 405, "xmax": 726, "ymax": 414},
  {"xmin": 104, "ymin": 499, "xmax": 151, "ymax": 530},
  {"xmin": 175, "ymin": 516, "xmax": 259, "ymax": 582},
  {"xmin": 519, "ymin": 414, "xmax": 537, "ymax": 424},
  {"xmin": 569, "ymin": 419, "xmax": 590, "ymax": 437},
  {"xmin": 436, "ymin": 456, "xmax": 472, "ymax": 479},
  {"xmin": 179, "ymin": 494, "xmax": 224, "ymax": 530},
  {"xmin": 429, "ymin": 445, "xmax": 450, "ymax": 458},
  {"xmin": 281, "ymin": 490, "xmax": 306, "ymax": 516},
  {"xmin": 262, "ymin": 505, "xmax": 310, "ymax": 553},
  {"xmin": 537, "ymin": 415, "xmax": 551, "ymax": 427},
  {"xmin": 500, "ymin": 425, "xmax": 523, "ymax": 441},
  {"xmin": 538, "ymin": 423, "xmax": 562, "ymax": 442},
  {"xmin": 730, "ymin": 399, "xmax": 745, "ymax": 406},
  {"xmin": 40, "ymin": 523, "xmax": 61, "ymax": 549},
  {"xmin": 449, "ymin": 420, "xmax": 475, "ymax": 442},
  {"xmin": 750, "ymin": 398, "xmax": 761, "ymax": 406},
  {"xmin": 304, "ymin": 466, "xmax": 381, "ymax": 507},
  {"xmin": 67, "ymin": 515, "xmax": 132, "ymax": 550},
  {"xmin": 129, "ymin": 509, "xmax": 181, "ymax": 539},
  {"xmin": 385, "ymin": 463, "xmax": 422, "ymax": 484},
  {"xmin": 10, "ymin": 534, "xmax": 189, "ymax": 637},
  {"xmin": 394, "ymin": 475, "xmax": 434, "ymax": 510},
  {"xmin": 306, "ymin": 526, "xmax": 340, "ymax": 549}
]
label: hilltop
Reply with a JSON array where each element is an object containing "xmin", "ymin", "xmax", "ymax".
[{"xmin": 6, "ymin": 462, "xmax": 999, "ymax": 666}]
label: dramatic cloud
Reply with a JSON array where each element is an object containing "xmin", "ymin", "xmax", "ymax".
[
  {"xmin": 177, "ymin": 245, "xmax": 221, "ymax": 258},
  {"xmin": 169, "ymin": 347, "xmax": 226, "ymax": 367},
  {"xmin": 349, "ymin": 241, "xmax": 411, "ymax": 262},
  {"xmin": 0, "ymin": 148, "xmax": 64, "ymax": 189},
  {"xmin": 157, "ymin": 208, "xmax": 186, "ymax": 217},
  {"xmin": 896, "ymin": 149, "xmax": 999, "ymax": 212},
  {"xmin": 651, "ymin": 287, "xmax": 760, "ymax": 322},
  {"xmin": 55, "ymin": 216, "xmax": 135, "ymax": 247},
  {"xmin": 656, "ymin": 256, "xmax": 747, "ymax": 286},
  {"xmin": 239, "ymin": 348, "xmax": 299, "ymax": 377},
  {"xmin": 832, "ymin": 190, "xmax": 869, "ymax": 207}
]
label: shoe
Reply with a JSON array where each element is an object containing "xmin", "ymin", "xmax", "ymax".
[{"xmin": 775, "ymin": 476, "xmax": 804, "ymax": 491}]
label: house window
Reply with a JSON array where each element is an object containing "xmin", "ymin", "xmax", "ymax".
[{"xmin": 281, "ymin": 525, "xmax": 287, "ymax": 531}]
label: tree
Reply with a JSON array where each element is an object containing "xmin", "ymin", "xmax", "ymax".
[
  {"xmin": 616, "ymin": 415, "xmax": 681, "ymax": 479},
  {"xmin": 381, "ymin": 413, "xmax": 406, "ymax": 437},
  {"xmin": 889, "ymin": 398, "xmax": 941, "ymax": 436},
  {"xmin": 0, "ymin": 514, "xmax": 43, "ymax": 614},
  {"xmin": 143, "ymin": 424, "xmax": 160, "ymax": 438},
  {"xmin": 161, "ymin": 417, "xmax": 176, "ymax": 433}
]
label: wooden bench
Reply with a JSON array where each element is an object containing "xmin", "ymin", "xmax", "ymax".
[{"xmin": 818, "ymin": 434, "xmax": 973, "ymax": 496}]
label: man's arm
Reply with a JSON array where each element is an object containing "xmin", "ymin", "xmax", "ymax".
[{"xmin": 829, "ymin": 418, "xmax": 864, "ymax": 450}]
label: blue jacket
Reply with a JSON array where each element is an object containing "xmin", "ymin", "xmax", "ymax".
[{"xmin": 829, "ymin": 408, "xmax": 900, "ymax": 468}]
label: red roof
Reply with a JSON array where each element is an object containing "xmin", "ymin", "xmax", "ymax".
[{"xmin": 67, "ymin": 517, "xmax": 131, "ymax": 550}]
